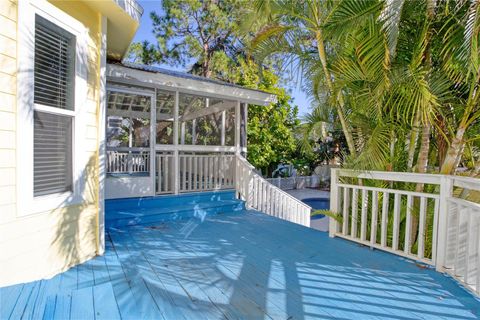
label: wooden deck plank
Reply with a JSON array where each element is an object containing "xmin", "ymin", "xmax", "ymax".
[
  {"xmin": 166, "ymin": 218, "xmax": 331, "ymax": 319},
  {"xmin": 129, "ymin": 225, "xmax": 262, "ymax": 320},
  {"xmin": 103, "ymin": 237, "xmax": 141, "ymax": 320},
  {"xmin": 2, "ymin": 207, "xmax": 480, "ymax": 320},
  {"xmin": 42, "ymin": 295, "xmax": 56, "ymax": 320},
  {"xmin": 107, "ymin": 231, "xmax": 167, "ymax": 320},
  {"xmin": 93, "ymin": 282, "xmax": 121, "ymax": 320},
  {"xmin": 70, "ymin": 287, "xmax": 94, "ymax": 320},
  {"xmin": 52, "ymin": 293, "xmax": 71, "ymax": 320},
  {"xmin": 165, "ymin": 214, "xmax": 427, "ymax": 319},
  {"xmin": 0, "ymin": 284, "xmax": 24, "ymax": 319},
  {"xmin": 90, "ymin": 254, "xmax": 111, "ymax": 286},
  {"xmin": 31, "ymin": 274, "xmax": 62, "ymax": 319},
  {"xmin": 111, "ymin": 228, "xmax": 226, "ymax": 320},
  {"xmin": 8, "ymin": 282, "xmax": 39, "ymax": 319},
  {"xmin": 77, "ymin": 259, "xmax": 95, "ymax": 289}
]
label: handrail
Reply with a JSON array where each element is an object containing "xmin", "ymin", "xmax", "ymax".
[
  {"xmin": 235, "ymin": 155, "xmax": 311, "ymax": 227},
  {"xmin": 330, "ymin": 168, "xmax": 480, "ymax": 296}
]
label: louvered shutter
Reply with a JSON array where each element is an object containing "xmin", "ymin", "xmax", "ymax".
[
  {"xmin": 34, "ymin": 15, "xmax": 75, "ymax": 110},
  {"xmin": 33, "ymin": 112, "xmax": 73, "ymax": 196},
  {"xmin": 33, "ymin": 15, "xmax": 75, "ymax": 196}
]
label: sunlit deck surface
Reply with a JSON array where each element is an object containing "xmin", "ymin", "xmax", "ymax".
[{"xmin": 2, "ymin": 210, "xmax": 480, "ymax": 319}]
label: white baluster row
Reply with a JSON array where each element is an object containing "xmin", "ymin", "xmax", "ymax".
[
  {"xmin": 178, "ymin": 154, "xmax": 235, "ymax": 192},
  {"xmin": 235, "ymin": 156, "xmax": 311, "ymax": 227}
]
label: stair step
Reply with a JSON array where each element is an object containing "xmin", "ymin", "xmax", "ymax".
[
  {"xmin": 106, "ymin": 199, "xmax": 244, "ymax": 228},
  {"xmin": 106, "ymin": 190, "xmax": 236, "ymax": 211}
]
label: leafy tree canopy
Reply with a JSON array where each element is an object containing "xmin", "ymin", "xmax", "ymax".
[{"xmin": 126, "ymin": 0, "xmax": 302, "ymax": 175}]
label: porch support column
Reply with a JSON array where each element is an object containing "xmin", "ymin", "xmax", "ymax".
[
  {"xmin": 150, "ymin": 90, "xmax": 157, "ymax": 196},
  {"xmin": 173, "ymin": 91, "xmax": 180, "ymax": 194},
  {"xmin": 192, "ymin": 119, "xmax": 196, "ymax": 145},
  {"xmin": 221, "ymin": 110, "xmax": 226, "ymax": 146},
  {"xmin": 235, "ymin": 101, "xmax": 241, "ymax": 156},
  {"xmin": 97, "ymin": 15, "xmax": 107, "ymax": 255},
  {"xmin": 240, "ymin": 102, "xmax": 248, "ymax": 157}
]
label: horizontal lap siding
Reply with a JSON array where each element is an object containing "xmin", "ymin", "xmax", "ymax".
[
  {"xmin": 0, "ymin": 0, "xmax": 17, "ymax": 224},
  {"xmin": 0, "ymin": 1, "xmax": 102, "ymax": 287}
]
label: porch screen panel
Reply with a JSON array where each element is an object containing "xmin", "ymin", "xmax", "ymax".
[
  {"xmin": 156, "ymin": 89, "xmax": 175, "ymax": 145},
  {"xmin": 178, "ymin": 93, "xmax": 236, "ymax": 146},
  {"xmin": 33, "ymin": 112, "xmax": 73, "ymax": 196}
]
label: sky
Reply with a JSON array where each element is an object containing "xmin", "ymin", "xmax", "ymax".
[{"xmin": 132, "ymin": 0, "xmax": 312, "ymax": 118}]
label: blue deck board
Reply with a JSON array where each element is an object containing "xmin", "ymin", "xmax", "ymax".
[
  {"xmin": 92, "ymin": 282, "xmax": 121, "ymax": 319},
  {"xmin": 103, "ymin": 237, "xmax": 140, "ymax": 320},
  {"xmin": 70, "ymin": 287, "xmax": 95, "ymax": 320},
  {"xmin": 1, "ymin": 207, "xmax": 480, "ymax": 319},
  {"xmin": 129, "ymin": 223, "xmax": 271, "ymax": 319},
  {"xmin": 107, "ymin": 233, "xmax": 166, "ymax": 320},
  {"xmin": 0, "ymin": 284, "xmax": 24, "ymax": 319}
]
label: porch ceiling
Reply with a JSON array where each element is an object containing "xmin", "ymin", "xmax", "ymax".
[
  {"xmin": 1, "ymin": 210, "xmax": 479, "ymax": 319},
  {"xmin": 107, "ymin": 62, "xmax": 278, "ymax": 106}
]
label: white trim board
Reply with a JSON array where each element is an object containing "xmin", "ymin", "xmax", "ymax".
[
  {"xmin": 16, "ymin": 0, "xmax": 89, "ymax": 216},
  {"xmin": 106, "ymin": 64, "xmax": 277, "ymax": 106}
]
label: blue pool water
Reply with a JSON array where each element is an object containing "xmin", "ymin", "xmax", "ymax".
[{"xmin": 303, "ymin": 197, "xmax": 329, "ymax": 219}]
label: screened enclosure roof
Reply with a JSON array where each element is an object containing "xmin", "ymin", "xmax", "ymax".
[{"xmin": 107, "ymin": 62, "xmax": 277, "ymax": 106}]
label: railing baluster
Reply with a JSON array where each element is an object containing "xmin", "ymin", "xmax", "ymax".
[
  {"xmin": 381, "ymin": 192, "xmax": 389, "ymax": 247},
  {"xmin": 360, "ymin": 189, "xmax": 368, "ymax": 242},
  {"xmin": 392, "ymin": 193, "xmax": 401, "ymax": 251},
  {"xmin": 351, "ymin": 189, "xmax": 358, "ymax": 238},
  {"xmin": 343, "ymin": 188, "xmax": 350, "ymax": 236},
  {"xmin": 371, "ymin": 191, "xmax": 379, "ymax": 245},
  {"xmin": 418, "ymin": 197, "xmax": 427, "ymax": 259},
  {"xmin": 404, "ymin": 195, "xmax": 413, "ymax": 254}
]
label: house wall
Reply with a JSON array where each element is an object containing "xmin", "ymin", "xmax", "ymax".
[{"xmin": 0, "ymin": 0, "xmax": 103, "ymax": 287}]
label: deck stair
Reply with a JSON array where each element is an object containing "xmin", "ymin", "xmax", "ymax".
[{"xmin": 106, "ymin": 190, "xmax": 244, "ymax": 228}]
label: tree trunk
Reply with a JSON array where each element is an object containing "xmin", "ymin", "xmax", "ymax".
[
  {"xmin": 315, "ymin": 30, "xmax": 357, "ymax": 157},
  {"xmin": 410, "ymin": 124, "xmax": 431, "ymax": 245},
  {"xmin": 440, "ymin": 125, "xmax": 466, "ymax": 174},
  {"xmin": 406, "ymin": 112, "xmax": 421, "ymax": 170}
]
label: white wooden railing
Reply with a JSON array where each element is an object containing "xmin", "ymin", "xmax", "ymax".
[
  {"xmin": 179, "ymin": 154, "xmax": 235, "ymax": 192},
  {"xmin": 107, "ymin": 150, "xmax": 150, "ymax": 174},
  {"xmin": 236, "ymin": 156, "xmax": 311, "ymax": 227},
  {"xmin": 156, "ymin": 153, "xmax": 174, "ymax": 194},
  {"xmin": 330, "ymin": 169, "xmax": 480, "ymax": 295}
]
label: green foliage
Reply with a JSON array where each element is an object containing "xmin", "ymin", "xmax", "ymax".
[
  {"xmin": 127, "ymin": 0, "xmax": 301, "ymax": 175},
  {"xmin": 231, "ymin": 59, "xmax": 299, "ymax": 174}
]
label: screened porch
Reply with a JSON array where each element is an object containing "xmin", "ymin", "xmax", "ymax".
[{"xmin": 104, "ymin": 63, "xmax": 274, "ymax": 199}]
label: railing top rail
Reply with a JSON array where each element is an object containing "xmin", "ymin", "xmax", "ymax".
[
  {"xmin": 335, "ymin": 169, "xmax": 480, "ymax": 190},
  {"xmin": 451, "ymin": 176, "xmax": 480, "ymax": 192},
  {"xmin": 335, "ymin": 169, "xmax": 444, "ymax": 184},
  {"xmin": 337, "ymin": 183, "xmax": 440, "ymax": 199},
  {"xmin": 447, "ymin": 197, "xmax": 480, "ymax": 212}
]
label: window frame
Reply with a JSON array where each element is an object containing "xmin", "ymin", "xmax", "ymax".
[{"xmin": 17, "ymin": 0, "xmax": 88, "ymax": 216}]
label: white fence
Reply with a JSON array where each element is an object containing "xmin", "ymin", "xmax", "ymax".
[
  {"xmin": 236, "ymin": 156, "xmax": 311, "ymax": 227},
  {"xmin": 179, "ymin": 154, "xmax": 235, "ymax": 192},
  {"xmin": 330, "ymin": 169, "xmax": 480, "ymax": 295},
  {"xmin": 266, "ymin": 175, "xmax": 322, "ymax": 190},
  {"xmin": 107, "ymin": 150, "xmax": 150, "ymax": 174}
]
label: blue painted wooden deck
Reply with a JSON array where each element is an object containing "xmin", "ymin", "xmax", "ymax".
[{"xmin": 2, "ymin": 207, "xmax": 480, "ymax": 319}]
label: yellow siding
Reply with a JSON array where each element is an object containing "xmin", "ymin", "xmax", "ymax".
[
  {"xmin": 0, "ymin": 0, "xmax": 103, "ymax": 287},
  {"xmin": 0, "ymin": 0, "xmax": 17, "ymax": 226}
]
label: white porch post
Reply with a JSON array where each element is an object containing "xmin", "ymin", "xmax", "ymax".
[
  {"xmin": 150, "ymin": 90, "xmax": 157, "ymax": 196},
  {"xmin": 235, "ymin": 101, "xmax": 241, "ymax": 156},
  {"xmin": 329, "ymin": 168, "xmax": 340, "ymax": 238},
  {"xmin": 173, "ymin": 91, "xmax": 180, "ymax": 194},
  {"xmin": 97, "ymin": 15, "xmax": 107, "ymax": 255},
  {"xmin": 435, "ymin": 175, "xmax": 453, "ymax": 271}
]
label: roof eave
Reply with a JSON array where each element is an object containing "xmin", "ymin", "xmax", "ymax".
[{"xmin": 106, "ymin": 63, "xmax": 277, "ymax": 106}]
